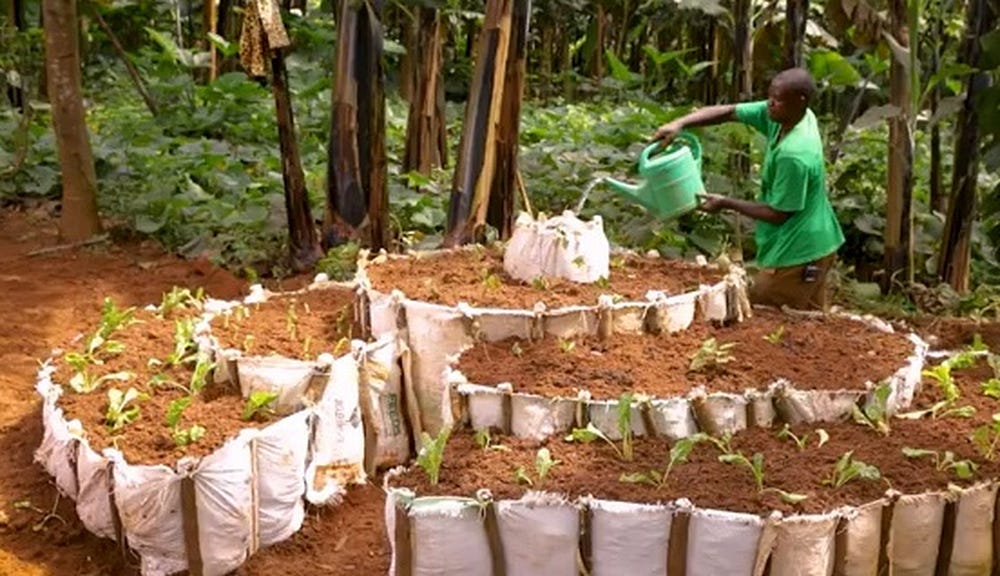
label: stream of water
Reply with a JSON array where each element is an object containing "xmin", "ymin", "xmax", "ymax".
[{"xmin": 573, "ymin": 175, "xmax": 609, "ymax": 215}]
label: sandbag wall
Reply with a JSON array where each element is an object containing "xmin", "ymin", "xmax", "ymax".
[
  {"xmin": 448, "ymin": 315, "xmax": 929, "ymax": 441},
  {"xmin": 354, "ymin": 247, "xmax": 754, "ymax": 441},
  {"xmin": 384, "ymin": 482, "xmax": 998, "ymax": 576},
  {"xmin": 32, "ymin": 283, "xmax": 410, "ymax": 576}
]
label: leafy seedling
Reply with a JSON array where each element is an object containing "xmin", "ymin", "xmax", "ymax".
[
  {"xmin": 510, "ymin": 342, "xmax": 524, "ymax": 357},
  {"xmin": 105, "ymin": 387, "xmax": 147, "ymax": 432},
  {"xmin": 242, "ymin": 390, "xmax": 279, "ymax": 421},
  {"xmin": 566, "ymin": 422, "xmax": 625, "ymax": 460},
  {"xmin": 97, "ymin": 297, "xmax": 138, "ymax": 339},
  {"xmin": 972, "ymin": 413, "xmax": 1000, "ymax": 461},
  {"xmin": 902, "ymin": 447, "xmax": 977, "ymax": 480},
  {"xmin": 165, "ymin": 318, "xmax": 197, "ymax": 366},
  {"xmin": 164, "ymin": 397, "xmax": 205, "ymax": 447},
  {"xmin": 514, "ymin": 448, "xmax": 561, "ymax": 488},
  {"xmin": 823, "ymin": 451, "xmax": 881, "ymax": 488},
  {"xmin": 473, "ymin": 429, "xmax": 510, "ymax": 452},
  {"xmin": 157, "ymin": 286, "xmax": 204, "ymax": 318},
  {"xmin": 481, "ymin": 270, "xmax": 503, "ymax": 290},
  {"xmin": 776, "ymin": 424, "xmax": 829, "ymax": 451},
  {"xmin": 558, "ymin": 338, "xmax": 576, "ymax": 354},
  {"xmin": 286, "ymin": 301, "xmax": 299, "ymax": 340},
  {"xmin": 416, "ymin": 427, "xmax": 452, "ymax": 486},
  {"xmin": 531, "ymin": 276, "xmax": 550, "ymax": 291},
  {"xmin": 852, "ymin": 381, "xmax": 892, "ymax": 436},
  {"xmin": 900, "ymin": 362, "xmax": 975, "ymax": 420},
  {"xmin": 689, "ymin": 338, "xmax": 736, "ymax": 372},
  {"xmin": 617, "ymin": 392, "xmax": 635, "ymax": 462},
  {"xmin": 620, "ymin": 433, "xmax": 707, "ymax": 488},
  {"xmin": 760, "ymin": 488, "xmax": 810, "ymax": 504},
  {"xmin": 188, "ymin": 356, "xmax": 214, "ymax": 396},
  {"xmin": 67, "ymin": 366, "xmax": 133, "ymax": 394},
  {"xmin": 719, "ymin": 451, "xmax": 766, "ymax": 492},
  {"xmin": 763, "ymin": 325, "xmax": 785, "ymax": 344}
]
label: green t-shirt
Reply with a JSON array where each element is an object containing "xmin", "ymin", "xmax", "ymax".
[{"xmin": 734, "ymin": 100, "xmax": 845, "ymax": 268}]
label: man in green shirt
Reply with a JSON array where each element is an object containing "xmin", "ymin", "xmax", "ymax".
[{"xmin": 652, "ymin": 67, "xmax": 845, "ymax": 311}]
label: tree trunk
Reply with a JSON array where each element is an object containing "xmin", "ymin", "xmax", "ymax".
[
  {"xmin": 486, "ymin": 0, "xmax": 530, "ymax": 240},
  {"xmin": 444, "ymin": 0, "xmax": 514, "ymax": 247},
  {"xmin": 589, "ymin": 5, "xmax": 605, "ymax": 80},
  {"xmin": 271, "ymin": 49, "xmax": 323, "ymax": 271},
  {"xmin": 399, "ymin": 6, "xmax": 417, "ymax": 102},
  {"xmin": 883, "ymin": 0, "xmax": 913, "ymax": 291},
  {"xmin": 731, "ymin": 0, "xmax": 752, "ymax": 102},
  {"xmin": 539, "ymin": 23, "xmax": 553, "ymax": 98},
  {"xmin": 6, "ymin": 0, "xmax": 25, "ymax": 111},
  {"xmin": 323, "ymin": 0, "xmax": 389, "ymax": 251},
  {"xmin": 43, "ymin": 0, "xmax": 103, "ymax": 241},
  {"xmin": 929, "ymin": 9, "xmax": 946, "ymax": 214},
  {"xmin": 784, "ymin": 0, "xmax": 808, "ymax": 69},
  {"xmin": 403, "ymin": 6, "xmax": 447, "ymax": 174},
  {"xmin": 216, "ymin": 0, "xmax": 244, "ymax": 74},
  {"xmin": 89, "ymin": 4, "xmax": 160, "ymax": 117},
  {"xmin": 937, "ymin": 0, "xmax": 995, "ymax": 292},
  {"xmin": 205, "ymin": 0, "xmax": 218, "ymax": 82}
]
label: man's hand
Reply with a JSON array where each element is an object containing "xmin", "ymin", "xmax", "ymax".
[
  {"xmin": 652, "ymin": 121, "xmax": 684, "ymax": 145},
  {"xmin": 698, "ymin": 193, "xmax": 728, "ymax": 213}
]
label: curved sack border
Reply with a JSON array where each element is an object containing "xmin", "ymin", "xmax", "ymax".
[
  {"xmin": 32, "ymin": 336, "xmax": 383, "ymax": 576},
  {"xmin": 353, "ymin": 246, "xmax": 754, "ymax": 439},
  {"xmin": 448, "ymin": 314, "xmax": 930, "ymax": 442},
  {"xmin": 202, "ymin": 281, "xmax": 413, "ymax": 469},
  {"xmin": 383, "ymin": 476, "xmax": 997, "ymax": 576}
]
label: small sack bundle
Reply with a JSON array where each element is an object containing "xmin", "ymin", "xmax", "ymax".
[{"xmin": 503, "ymin": 211, "xmax": 610, "ymax": 284}]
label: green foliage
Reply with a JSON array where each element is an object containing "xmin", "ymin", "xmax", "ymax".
[
  {"xmin": 902, "ymin": 447, "xmax": 977, "ymax": 480},
  {"xmin": 316, "ymin": 242, "xmax": 360, "ymax": 282},
  {"xmin": 105, "ymin": 387, "xmax": 147, "ymax": 431},
  {"xmin": 514, "ymin": 448, "xmax": 561, "ymax": 488},
  {"xmin": 242, "ymin": 390, "xmax": 279, "ymax": 422},
  {"xmin": 689, "ymin": 338, "xmax": 736, "ymax": 372},
  {"xmin": 776, "ymin": 424, "xmax": 829, "ymax": 451},
  {"xmin": 165, "ymin": 396, "xmax": 205, "ymax": 447},
  {"xmin": 416, "ymin": 427, "xmax": 452, "ymax": 486},
  {"xmin": 719, "ymin": 451, "xmax": 766, "ymax": 492},
  {"xmin": 763, "ymin": 325, "xmax": 785, "ymax": 345},
  {"xmin": 852, "ymin": 382, "xmax": 893, "ymax": 436},
  {"xmin": 823, "ymin": 451, "xmax": 881, "ymax": 488},
  {"xmin": 620, "ymin": 433, "xmax": 706, "ymax": 489},
  {"xmin": 900, "ymin": 357, "xmax": 976, "ymax": 420},
  {"xmin": 971, "ymin": 413, "xmax": 1000, "ymax": 461}
]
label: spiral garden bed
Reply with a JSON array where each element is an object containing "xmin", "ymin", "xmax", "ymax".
[
  {"xmin": 33, "ymin": 285, "xmax": 388, "ymax": 576},
  {"xmin": 387, "ymin": 351, "xmax": 1000, "ymax": 576}
]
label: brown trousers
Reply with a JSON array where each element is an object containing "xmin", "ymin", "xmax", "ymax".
[{"xmin": 749, "ymin": 253, "xmax": 837, "ymax": 311}]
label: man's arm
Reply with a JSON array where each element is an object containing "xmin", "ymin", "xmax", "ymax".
[
  {"xmin": 653, "ymin": 105, "xmax": 736, "ymax": 142},
  {"xmin": 701, "ymin": 194, "xmax": 792, "ymax": 225}
]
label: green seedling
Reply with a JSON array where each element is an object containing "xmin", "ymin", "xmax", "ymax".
[
  {"xmin": 510, "ymin": 342, "xmax": 524, "ymax": 357},
  {"xmin": 173, "ymin": 424, "xmax": 206, "ymax": 447},
  {"xmin": 617, "ymin": 392, "xmax": 635, "ymax": 462},
  {"xmin": 166, "ymin": 318, "xmax": 197, "ymax": 366},
  {"xmin": 97, "ymin": 297, "xmax": 138, "ymax": 339},
  {"xmin": 900, "ymin": 362, "xmax": 976, "ymax": 420},
  {"xmin": 776, "ymin": 424, "xmax": 829, "ymax": 451},
  {"xmin": 188, "ymin": 356, "xmax": 214, "ymax": 396},
  {"xmin": 971, "ymin": 413, "xmax": 1000, "ymax": 461},
  {"xmin": 566, "ymin": 423, "xmax": 624, "ymax": 460},
  {"xmin": 514, "ymin": 448, "xmax": 561, "ymax": 488},
  {"xmin": 157, "ymin": 286, "xmax": 204, "ymax": 318},
  {"xmin": 242, "ymin": 390, "xmax": 279, "ymax": 421},
  {"xmin": 286, "ymin": 301, "xmax": 299, "ymax": 340},
  {"xmin": 558, "ymin": 338, "xmax": 576, "ymax": 354},
  {"xmin": 105, "ymin": 387, "xmax": 147, "ymax": 432},
  {"xmin": 970, "ymin": 333, "xmax": 989, "ymax": 353},
  {"xmin": 68, "ymin": 367, "xmax": 133, "ymax": 394},
  {"xmin": 301, "ymin": 336, "xmax": 313, "ymax": 359},
  {"xmin": 982, "ymin": 378, "xmax": 1000, "ymax": 399},
  {"xmin": 760, "ymin": 488, "xmax": 810, "ymax": 504},
  {"xmin": 763, "ymin": 325, "xmax": 785, "ymax": 344},
  {"xmin": 719, "ymin": 451, "xmax": 766, "ymax": 492},
  {"xmin": 595, "ymin": 276, "xmax": 611, "ymax": 289},
  {"xmin": 902, "ymin": 447, "xmax": 977, "ymax": 480},
  {"xmin": 473, "ymin": 429, "xmax": 510, "ymax": 452},
  {"xmin": 702, "ymin": 431, "xmax": 735, "ymax": 455},
  {"xmin": 689, "ymin": 338, "xmax": 736, "ymax": 372},
  {"xmin": 620, "ymin": 433, "xmax": 707, "ymax": 488},
  {"xmin": 416, "ymin": 427, "xmax": 452, "ymax": 485},
  {"xmin": 481, "ymin": 270, "xmax": 503, "ymax": 290},
  {"xmin": 823, "ymin": 451, "xmax": 881, "ymax": 488},
  {"xmin": 531, "ymin": 276, "xmax": 550, "ymax": 291},
  {"xmin": 165, "ymin": 397, "xmax": 205, "ymax": 447},
  {"xmin": 852, "ymin": 381, "xmax": 892, "ymax": 436},
  {"xmin": 242, "ymin": 334, "xmax": 255, "ymax": 354}
]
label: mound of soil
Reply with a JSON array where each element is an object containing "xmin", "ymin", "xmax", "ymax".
[
  {"xmin": 456, "ymin": 308, "xmax": 915, "ymax": 398},
  {"xmin": 54, "ymin": 306, "xmax": 270, "ymax": 466},
  {"xmin": 210, "ymin": 287, "xmax": 359, "ymax": 360},
  {"xmin": 396, "ymin": 355, "xmax": 1000, "ymax": 515},
  {"xmin": 363, "ymin": 247, "xmax": 725, "ymax": 309}
]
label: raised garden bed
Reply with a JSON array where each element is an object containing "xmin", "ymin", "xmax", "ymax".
[
  {"xmin": 386, "ymin": 350, "xmax": 1000, "ymax": 576},
  {"xmin": 34, "ymin": 287, "xmax": 379, "ymax": 576},
  {"xmin": 449, "ymin": 308, "xmax": 927, "ymax": 440},
  {"xmin": 356, "ymin": 247, "xmax": 753, "ymax": 438}
]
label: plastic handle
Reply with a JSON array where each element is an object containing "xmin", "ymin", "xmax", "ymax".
[{"xmin": 642, "ymin": 131, "xmax": 702, "ymax": 165}]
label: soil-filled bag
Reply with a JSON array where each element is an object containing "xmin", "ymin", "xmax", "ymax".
[
  {"xmin": 775, "ymin": 383, "xmax": 865, "ymax": 424},
  {"xmin": 107, "ymin": 433, "xmax": 254, "ymax": 576},
  {"xmin": 690, "ymin": 389, "xmax": 748, "ymax": 436},
  {"xmin": 306, "ymin": 348, "xmax": 366, "ymax": 505},
  {"xmin": 686, "ymin": 507, "xmax": 765, "ymax": 576},
  {"xmin": 75, "ymin": 442, "xmax": 117, "ymax": 540},
  {"xmin": 503, "ymin": 211, "xmax": 610, "ymax": 284},
  {"xmin": 947, "ymin": 482, "xmax": 997, "ymax": 575},
  {"xmin": 388, "ymin": 491, "xmax": 493, "ymax": 576},
  {"xmin": 253, "ymin": 410, "xmax": 310, "ymax": 547},
  {"xmin": 229, "ymin": 354, "xmax": 316, "ymax": 414},
  {"xmin": 769, "ymin": 512, "xmax": 838, "ymax": 576},
  {"xmin": 888, "ymin": 491, "xmax": 950, "ymax": 576},
  {"xmin": 647, "ymin": 290, "xmax": 698, "ymax": 333},
  {"xmin": 588, "ymin": 499, "xmax": 673, "ymax": 576},
  {"xmin": 34, "ymin": 367, "xmax": 81, "ymax": 499},
  {"xmin": 835, "ymin": 499, "xmax": 886, "ymax": 576},
  {"xmin": 495, "ymin": 493, "xmax": 579, "ymax": 576},
  {"xmin": 363, "ymin": 336, "xmax": 412, "ymax": 467}
]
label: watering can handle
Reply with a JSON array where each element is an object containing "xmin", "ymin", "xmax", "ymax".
[{"xmin": 641, "ymin": 131, "xmax": 702, "ymax": 165}]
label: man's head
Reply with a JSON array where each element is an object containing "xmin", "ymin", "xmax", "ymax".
[{"xmin": 766, "ymin": 68, "xmax": 816, "ymax": 126}]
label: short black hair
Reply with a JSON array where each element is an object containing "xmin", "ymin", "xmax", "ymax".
[{"xmin": 772, "ymin": 67, "xmax": 817, "ymax": 102}]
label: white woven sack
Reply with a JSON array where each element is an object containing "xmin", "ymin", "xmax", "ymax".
[
  {"xmin": 503, "ymin": 211, "xmax": 610, "ymax": 284},
  {"xmin": 495, "ymin": 494, "xmax": 579, "ymax": 576}
]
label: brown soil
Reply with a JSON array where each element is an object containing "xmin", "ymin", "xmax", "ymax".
[
  {"xmin": 457, "ymin": 307, "xmax": 914, "ymax": 398},
  {"xmin": 364, "ymin": 246, "xmax": 725, "ymax": 309},
  {"xmin": 909, "ymin": 316, "xmax": 1000, "ymax": 352},
  {"xmin": 210, "ymin": 287, "xmax": 359, "ymax": 360},
  {"xmin": 396, "ymin": 355, "xmax": 1000, "ymax": 515}
]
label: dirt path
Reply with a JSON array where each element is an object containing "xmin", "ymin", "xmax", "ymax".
[{"xmin": 0, "ymin": 207, "xmax": 388, "ymax": 576}]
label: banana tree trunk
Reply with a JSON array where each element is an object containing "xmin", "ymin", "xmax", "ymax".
[
  {"xmin": 784, "ymin": 0, "xmax": 808, "ymax": 68},
  {"xmin": 403, "ymin": 6, "xmax": 448, "ymax": 175},
  {"xmin": 444, "ymin": 0, "xmax": 515, "ymax": 247},
  {"xmin": 43, "ymin": 0, "xmax": 103, "ymax": 241},
  {"xmin": 929, "ymin": 9, "xmax": 946, "ymax": 214},
  {"xmin": 883, "ymin": 0, "xmax": 913, "ymax": 291},
  {"xmin": 323, "ymin": 0, "xmax": 389, "ymax": 251},
  {"xmin": 937, "ymin": 0, "xmax": 995, "ymax": 292}
]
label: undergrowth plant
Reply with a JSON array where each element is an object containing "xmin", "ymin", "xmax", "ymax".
[
  {"xmin": 776, "ymin": 424, "xmax": 829, "ymax": 451},
  {"xmin": 823, "ymin": 451, "xmax": 881, "ymax": 488},
  {"xmin": 165, "ymin": 397, "xmax": 205, "ymax": 447},
  {"xmin": 514, "ymin": 448, "xmax": 560, "ymax": 488},
  {"xmin": 689, "ymin": 338, "xmax": 736, "ymax": 373},
  {"xmin": 902, "ymin": 447, "xmax": 977, "ymax": 479},
  {"xmin": 64, "ymin": 298, "xmax": 139, "ymax": 393},
  {"xmin": 105, "ymin": 387, "xmax": 147, "ymax": 432},
  {"xmin": 416, "ymin": 427, "xmax": 452, "ymax": 486},
  {"xmin": 972, "ymin": 413, "xmax": 1000, "ymax": 461}
]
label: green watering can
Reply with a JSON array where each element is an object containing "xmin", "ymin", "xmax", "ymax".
[{"xmin": 603, "ymin": 131, "xmax": 705, "ymax": 220}]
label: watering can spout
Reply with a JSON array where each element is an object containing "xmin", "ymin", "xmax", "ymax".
[{"xmin": 603, "ymin": 177, "xmax": 642, "ymax": 200}]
